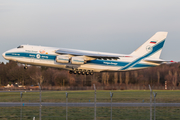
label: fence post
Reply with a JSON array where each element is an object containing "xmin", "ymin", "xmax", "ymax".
[
  {"xmin": 153, "ymin": 92, "xmax": 157, "ymax": 120},
  {"xmin": 149, "ymin": 85, "xmax": 152, "ymax": 120},
  {"xmin": 110, "ymin": 92, "xmax": 113, "ymax": 120},
  {"xmin": 93, "ymin": 84, "xmax": 96, "ymax": 120},
  {"xmin": 66, "ymin": 92, "xmax": 68, "ymax": 120},
  {"xmin": 20, "ymin": 92, "xmax": 23, "ymax": 120},
  {"xmin": 38, "ymin": 83, "xmax": 41, "ymax": 120}
]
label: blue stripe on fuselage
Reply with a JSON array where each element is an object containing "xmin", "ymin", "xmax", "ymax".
[
  {"xmin": 87, "ymin": 60, "xmax": 129, "ymax": 67},
  {"xmin": 5, "ymin": 52, "xmax": 56, "ymax": 60},
  {"xmin": 133, "ymin": 64, "xmax": 156, "ymax": 68},
  {"xmin": 87, "ymin": 60, "xmax": 155, "ymax": 68}
]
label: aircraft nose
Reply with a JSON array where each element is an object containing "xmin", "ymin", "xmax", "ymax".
[{"xmin": 2, "ymin": 52, "xmax": 6, "ymax": 59}]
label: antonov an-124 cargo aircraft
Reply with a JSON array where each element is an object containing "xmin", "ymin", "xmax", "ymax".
[{"xmin": 2, "ymin": 32, "xmax": 171, "ymax": 75}]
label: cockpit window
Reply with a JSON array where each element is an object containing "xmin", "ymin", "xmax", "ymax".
[{"xmin": 17, "ymin": 46, "xmax": 24, "ymax": 48}]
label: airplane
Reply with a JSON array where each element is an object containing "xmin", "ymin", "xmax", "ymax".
[{"xmin": 2, "ymin": 31, "xmax": 170, "ymax": 75}]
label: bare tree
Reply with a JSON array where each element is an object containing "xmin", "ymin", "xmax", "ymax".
[
  {"xmin": 30, "ymin": 70, "xmax": 44, "ymax": 85},
  {"xmin": 173, "ymin": 71, "xmax": 178, "ymax": 87},
  {"xmin": 114, "ymin": 72, "xmax": 118, "ymax": 84},
  {"xmin": 125, "ymin": 72, "xmax": 129, "ymax": 86},
  {"xmin": 119, "ymin": 72, "xmax": 122, "ymax": 85},
  {"xmin": 157, "ymin": 71, "xmax": 160, "ymax": 85}
]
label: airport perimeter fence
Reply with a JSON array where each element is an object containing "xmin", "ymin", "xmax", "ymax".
[
  {"xmin": 1, "ymin": 85, "xmax": 180, "ymax": 91},
  {"xmin": 0, "ymin": 86, "xmax": 180, "ymax": 120}
]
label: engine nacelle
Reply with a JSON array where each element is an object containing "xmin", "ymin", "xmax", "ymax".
[
  {"xmin": 71, "ymin": 57, "xmax": 85, "ymax": 65},
  {"xmin": 56, "ymin": 55, "xmax": 70, "ymax": 63}
]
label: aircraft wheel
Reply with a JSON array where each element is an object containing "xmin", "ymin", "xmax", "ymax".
[
  {"xmin": 24, "ymin": 66, "xmax": 28, "ymax": 69},
  {"xmin": 69, "ymin": 70, "xmax": 73, "ymax": 74},
  {"xmin": 86, "ymin": 71, "xmax": 90, "ymax": 75},
  {"xmin": 78, "ymin": 70, "xmax": 82, "ymax": 75},
  {"xmin": 90, "ymin": 71, "xmax": 93, "ymax": 75},
  {"xmin": 82, "ymin": 71, "xmax": 85, "ymax": 75},
  {"xmin": 73, "ymin": 70, "xmax": 77, "ymax": 74}
]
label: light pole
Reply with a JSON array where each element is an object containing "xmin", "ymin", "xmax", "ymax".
[
  {"xmin": 66, "ymin": 92, "xmax": 68, "ymax": 120},
  {"xmin": 38, "ymin": 83, "xmax": 41, "ymax": 120},
  {"xmin": 93, "ymin": 84, "xmax": 96, "ymax": 120},
  {"xmin": 20, "ymin": 92, "xmax": 23, "ymax": 120},
  {"xmin": 110, "ymin": 92, "xmax": 113, "ymax": 120},
  {"xmin": 153, "ymin": 92, "xmax": 157, "ymax": 120}
]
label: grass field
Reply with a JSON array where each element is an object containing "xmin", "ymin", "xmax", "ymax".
[
  {"xmin": 0, "ymin": 90, "xmax": 180, "ymax": 103},
  {"xmin": 0, "ymin": 90, "xmax": 180, "ymax": 120},
  {"xmin": 0, "ymin": 106, "xmax": 180, "ymax": 120}
]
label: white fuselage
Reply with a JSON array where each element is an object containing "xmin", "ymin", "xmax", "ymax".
[{"xmin": 2, "ymin": 45, "xmax": 160, "ymax": 72}]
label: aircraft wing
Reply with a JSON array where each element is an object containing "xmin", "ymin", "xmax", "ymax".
[{"xmin": 55, "ymin": 48, "xmax": 120, "ymax": 59}]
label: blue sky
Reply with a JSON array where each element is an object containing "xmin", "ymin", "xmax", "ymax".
[{"xmin": 0, "ymin": 0, "xmax": 180, "ymax": 62}]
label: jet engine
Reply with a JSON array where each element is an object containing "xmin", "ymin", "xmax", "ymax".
[
  {"xmin": 56, "ymin": 55, "xmax": 70, "ymax": 63},
  {"xmin": 71, "ymin": 57, "xmax": 85, "ymax": 65}
]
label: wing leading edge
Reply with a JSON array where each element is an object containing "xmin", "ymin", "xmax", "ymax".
[{"xmin": 55, "ymin": 48, "xmax": 120, "ymax": 59}]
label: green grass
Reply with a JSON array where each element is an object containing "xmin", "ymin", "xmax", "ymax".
[
  {"xmin": 0, "ymin": 106, "xmax": 180, "ymax": 120},
  {"xmin": 0, "ymin": 90, "xmax": 180, "ymax": 103}
]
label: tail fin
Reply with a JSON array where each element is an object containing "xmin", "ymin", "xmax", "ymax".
[{"xmin": 130, "ymin": 32, "xmax": 168, "ymax": 59}]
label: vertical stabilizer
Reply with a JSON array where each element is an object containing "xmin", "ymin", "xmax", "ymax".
[{"xmin": 130, "ymin": 32, "xmax": 168, "ymax": 58}]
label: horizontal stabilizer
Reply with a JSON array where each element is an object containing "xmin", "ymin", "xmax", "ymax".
[{"xmin": 144, "ymin": 59, "xmax": 176, "ymax": 64}]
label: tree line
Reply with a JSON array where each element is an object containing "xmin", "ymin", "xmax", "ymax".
[{"xmin": 0, "ymin": 61, "xmax": 179, "ymax": 87}]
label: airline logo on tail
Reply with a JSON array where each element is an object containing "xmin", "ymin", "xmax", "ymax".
[{"xmin": 146, "ymin": 46, "xmax": 152, "ymax": 52}]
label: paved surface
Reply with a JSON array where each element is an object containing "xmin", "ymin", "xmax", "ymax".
[{"xmin": 0, "ymin": 102, "xmax": 180, "ymax": 107}]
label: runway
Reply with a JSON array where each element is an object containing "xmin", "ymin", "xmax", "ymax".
[{"xmin": 0, "ymin": 102, "xmax": 180, "ymax": 107}]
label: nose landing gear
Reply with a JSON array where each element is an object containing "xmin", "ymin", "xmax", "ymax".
[{"xmin": 24, "ymin": 64, "xmax": 28, "ymax": 69}]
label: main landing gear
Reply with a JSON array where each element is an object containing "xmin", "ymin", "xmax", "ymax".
[{"xmin": 69, "ymin": 69, "xmax": 93, "ymax": 75}]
